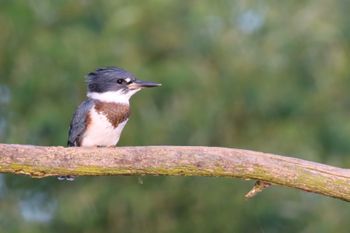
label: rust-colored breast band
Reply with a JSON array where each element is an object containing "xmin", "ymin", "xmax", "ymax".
[{"xmin": 94, "ymin": 101, "xmax": 130, "ymax": 127}]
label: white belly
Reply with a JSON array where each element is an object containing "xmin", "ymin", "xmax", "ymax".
[{"xmin": 81, "ymin": 108, "xmax": 128, "ymax": 147}]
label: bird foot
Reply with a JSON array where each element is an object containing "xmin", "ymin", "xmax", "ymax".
[{"xmin": 57, "ymin": 176, "xmax": 76, "ymax": 181}]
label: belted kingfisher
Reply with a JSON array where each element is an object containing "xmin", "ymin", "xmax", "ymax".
[{"xmin": 59, "ymin": 67, "xmax": 161, "ymax": 180}]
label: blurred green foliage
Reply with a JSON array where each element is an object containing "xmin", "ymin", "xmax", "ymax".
[{"xmin": 1, "ymin": 1, "xmax": 350, "ymax": 232}]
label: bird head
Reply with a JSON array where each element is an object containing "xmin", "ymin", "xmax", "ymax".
[{"xmin": 86, "ymin": 67, "xmax": 161, "ymax": 103}]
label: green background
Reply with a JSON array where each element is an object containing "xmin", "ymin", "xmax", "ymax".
[{"xmin": 1, "ymin": 1, "xmax": 350, "ymax": 232}]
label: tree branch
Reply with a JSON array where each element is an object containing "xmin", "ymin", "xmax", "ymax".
[{"xmin": 0, "ymin": 143, "xmax": 349, "ymax": 202}]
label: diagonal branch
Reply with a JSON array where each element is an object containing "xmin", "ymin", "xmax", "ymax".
[{"xmin": 0, "ymin": 143, "xmax": 349, "ymax": 202}]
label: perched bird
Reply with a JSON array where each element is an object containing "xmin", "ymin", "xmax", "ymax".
[{"xmin": 59, "ymin": 67, "xmax": 161, "ymax": 181}]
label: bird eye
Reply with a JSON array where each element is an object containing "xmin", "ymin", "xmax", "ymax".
[{"xmin": 117, "ymin": 79, "xmax": 125, "ymax": 84}]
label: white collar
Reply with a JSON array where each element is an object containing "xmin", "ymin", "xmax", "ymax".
[{"xmin": 87, "ymin": 89, "xmax": 140, "ymax": 104}]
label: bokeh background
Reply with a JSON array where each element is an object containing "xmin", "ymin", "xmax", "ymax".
[{"xmin": 1, "ymin": 1, "xmax": 350, "ymax": 232}]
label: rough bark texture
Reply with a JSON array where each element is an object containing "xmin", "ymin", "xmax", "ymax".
[{"xmin": 0, "ymin": 143, "xmax": 349, "ymax": 201}]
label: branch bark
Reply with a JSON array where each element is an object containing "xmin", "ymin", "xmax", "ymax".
[{"xmin": 0, "ymin": 143, "xmax": 349, "ymax": 202}]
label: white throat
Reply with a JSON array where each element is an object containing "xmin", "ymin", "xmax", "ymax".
[{"xmin": 87, "ymin": 89, "xmax": 140, "ymax": 104}]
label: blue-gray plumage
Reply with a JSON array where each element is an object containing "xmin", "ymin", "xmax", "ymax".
[
  {"xmin": 59, "ymin": 67, "xmax": 161, "ymax": 181},
  {"xmin": 67, "ymin": 99, "xmax": 94, "ymax": 147},
  {"xmin": 87, "ymin": 67, "xmax": 136, "ymax": 93}
]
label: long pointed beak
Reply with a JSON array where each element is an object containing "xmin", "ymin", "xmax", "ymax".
[{"xmin": 129, "ymin": 79, "xmax": 161, "ymax": 89}]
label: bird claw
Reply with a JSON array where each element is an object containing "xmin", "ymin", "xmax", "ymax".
[{"xmin": 57, "ymin": 176, "xmax": 75, "ymax": 181}]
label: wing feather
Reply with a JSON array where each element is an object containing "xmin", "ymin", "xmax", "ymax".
[{"xmin": 67, "ymin": 99, "xmax": 94, "ymax": 147}]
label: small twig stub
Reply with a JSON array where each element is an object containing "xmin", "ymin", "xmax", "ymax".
[{"xmin": 245, "ymin": 180, "xmax": 272, "ymax": 199}]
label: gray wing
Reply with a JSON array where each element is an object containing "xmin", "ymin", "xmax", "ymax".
[{"xmin": 67, "ymin": 99, "xmax": 94, "ymax": 147}]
